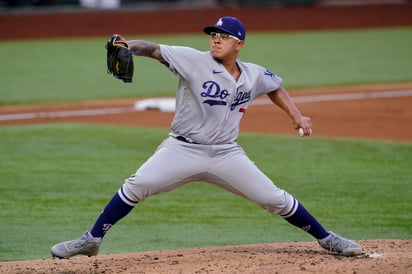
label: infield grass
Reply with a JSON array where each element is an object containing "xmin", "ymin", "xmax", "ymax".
[
  {"xmin": 0, "ymin": 124, "xmax": 411, "ymax": 261},
  {"xmin": 0, "ymin": 27, "xmax": 411, "ymax": 105}
]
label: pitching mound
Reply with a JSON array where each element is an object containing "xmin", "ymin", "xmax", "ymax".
[{"xmin": 1, "ymin": 240, "xmax": 410, "ymax": 273}]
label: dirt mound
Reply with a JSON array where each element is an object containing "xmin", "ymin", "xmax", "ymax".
[{"xmin": 1, "ymin": 240, "xmax": 410, "ymax": 273}]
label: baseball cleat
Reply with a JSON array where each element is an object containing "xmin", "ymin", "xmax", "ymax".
[
  {"xmin": 318, "ymin": 231, "xmax": 363, "ymax": 256},
  {"xmin": 50, "ymin": 231, "xmax": 102, "ymax": 259}
]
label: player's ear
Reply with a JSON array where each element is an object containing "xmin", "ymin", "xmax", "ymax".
[{"xmin": 235, "ymin": 41, "xmax": 244, "ymax": 50}]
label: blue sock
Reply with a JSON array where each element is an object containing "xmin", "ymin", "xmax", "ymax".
[
  {"xmin": 284, "ymin": 202, "xmax": 329, "ymax": 240},
  {"xmin": 90, "ymin": 191, "xmax": 135, "ymax": 238}
]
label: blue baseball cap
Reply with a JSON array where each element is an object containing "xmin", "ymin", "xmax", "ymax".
[{"xmin": 204, "ymin": 16, "xmax": 246, "ymax": 41}]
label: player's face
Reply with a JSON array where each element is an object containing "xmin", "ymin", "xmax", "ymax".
[{"xmin": 209, "ymin": 32, "xmax": 243, "ymax": 61}]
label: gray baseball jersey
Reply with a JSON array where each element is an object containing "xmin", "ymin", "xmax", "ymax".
[
  {"xmin": 120, "ymin": 45, "xmax": 297, "ymax": 219},
  {"xmin": 160, "ymin": 45, "xmax": 283, "ymax": 145}
]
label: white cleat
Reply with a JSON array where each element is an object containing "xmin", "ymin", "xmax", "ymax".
[
  {"xmin": 51, "ymin": 231, "xmax": 101, "ymax": 259},
  {"xmin": 318, "ymin": 231, "xmax": 363, "ymax": 256}
]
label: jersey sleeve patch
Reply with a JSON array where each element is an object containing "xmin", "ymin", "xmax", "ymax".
[{"xmin": 264, "ymin": 69, "xmax": 276, "ymax": 78}]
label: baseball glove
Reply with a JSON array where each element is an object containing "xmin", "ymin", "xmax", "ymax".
[{"xmin": 106, "ymin": 34, "xmax": 134, "ymax": 83}]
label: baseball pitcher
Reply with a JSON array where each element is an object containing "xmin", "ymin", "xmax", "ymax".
[{"xmin": 51, "ymin": 16, "xmax": 362, "ymax": 259}]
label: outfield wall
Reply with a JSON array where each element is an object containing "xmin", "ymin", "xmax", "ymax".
[{"xmin": 1, "ymin": 3, "xmax": 412, "ymax": 40}]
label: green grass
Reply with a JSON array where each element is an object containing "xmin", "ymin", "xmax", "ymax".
[
  {"xmin": 0, "ymin": 124, "xmax": 411, "ymax": 261},
  {"xmin": 0, "ymin": 27, "xmax": 411, "ymax": 105},
  {"xmin": 244, "ymin": 28, "xmax": 412, "ymax": 87}
]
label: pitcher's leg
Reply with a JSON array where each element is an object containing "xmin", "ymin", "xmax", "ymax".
[
  {"xmin": 121, "ymin": 137, "xmax": 208, "ymax": 202},
  {"xmin": 282, "ymin": 201, "xmax": 329, "ymax": 240},
  {"xmin": 95, "ymin": 137, "xmax": 208, "ymax": 238},
  {"xmin": 90, "ymin": 192, "xmax": 134, "ymax": 238},
  {"xmin": 211, "ymin": 151, "xmax": 295, "ymax": 215},
  {"xmin": 211, "ymin": 151, "xmax": 328, "ymax": 239},
  {"xmin": 51, "ymin": 138, "xmax": 208, "ymax": 259}
]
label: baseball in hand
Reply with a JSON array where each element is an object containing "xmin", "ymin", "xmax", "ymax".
[{"xmin": 298, "ymin": 128, "xmax": 312, "ymax": 137}]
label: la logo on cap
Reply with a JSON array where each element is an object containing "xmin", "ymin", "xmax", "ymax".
[{"xmin": 203, "ymin": 16, "xmax": 246, "ymax": 41}]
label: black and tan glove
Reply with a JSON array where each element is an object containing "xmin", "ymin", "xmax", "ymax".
[{"xmin": 106, "ymin": 34, "xmax": 134, "ymax": 83}]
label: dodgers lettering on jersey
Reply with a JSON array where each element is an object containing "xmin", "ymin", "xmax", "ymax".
[
  {"xmin": 201, "ymin": 81, "xmax": 230, "ymax": 106},
  {"xmin": 159, "ymin": 44, "xmax": 282, "ymax": 145},
  {"xmin": 231, "ymin": 88, "xmax": 251, "ymax": 110}
]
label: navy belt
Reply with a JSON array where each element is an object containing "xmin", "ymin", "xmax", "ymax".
[{"xmin": 175, "ymin": 135, "xmax": 199, "ymax": 144}]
